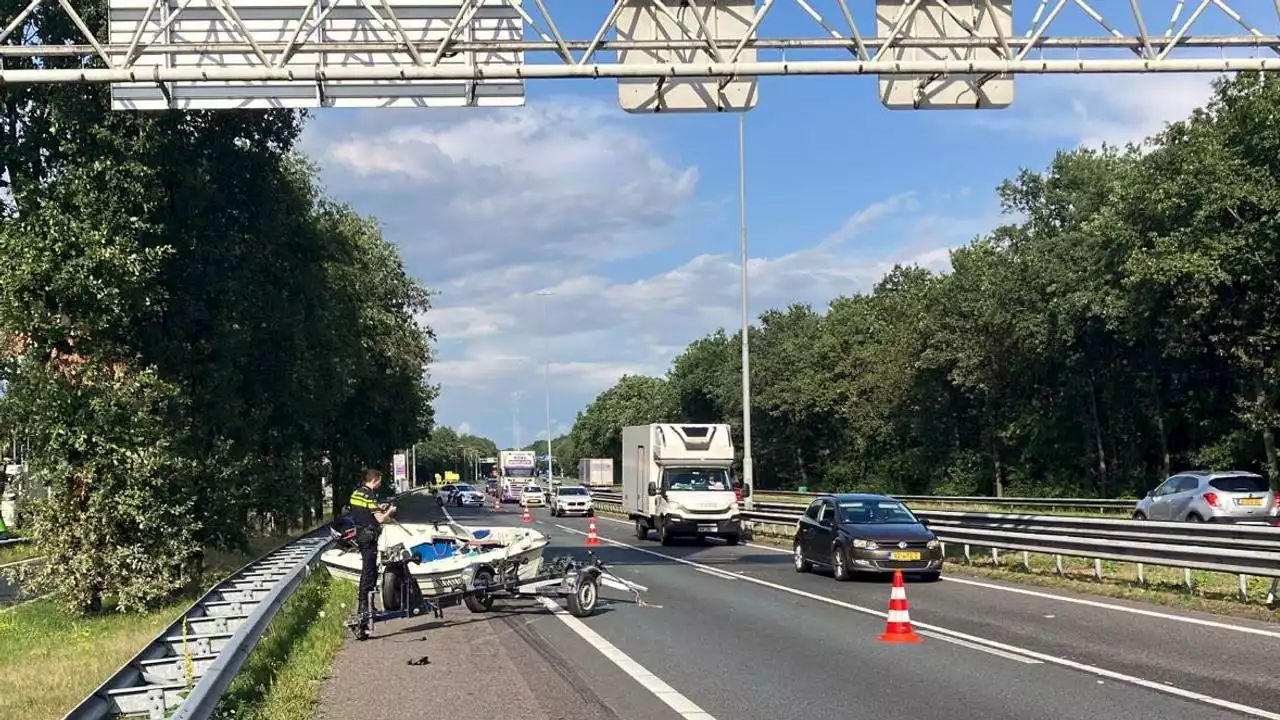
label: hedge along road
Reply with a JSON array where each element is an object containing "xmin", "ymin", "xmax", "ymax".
[{"xmin": 438, "ymin": 503, "xmax": 1280, "ymax": 720}]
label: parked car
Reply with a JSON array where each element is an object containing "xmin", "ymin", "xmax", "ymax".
[
  {"xmin": 1133, "ymin": 471, "xmax": 1276, "ymax": 523},
  {"xmin": 549, "ymin": 485, "xmax": 594, "ymax": 517},
  {"xmin": 792, "ymin": 494, "xmax": 943, "ymax": 581}
]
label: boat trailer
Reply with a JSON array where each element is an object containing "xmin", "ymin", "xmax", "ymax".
[{"xmin": 345, "ymin": 548, "xmax": 645, "ymax": 640}]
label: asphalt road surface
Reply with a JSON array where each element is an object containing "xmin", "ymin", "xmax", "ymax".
[{"xmin": 320, "ymin": 491, "xmax": 1280, "ymax": 720}]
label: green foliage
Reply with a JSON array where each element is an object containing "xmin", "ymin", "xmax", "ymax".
[
  {"xmin": 569, "ymin": 71, "xmax": 1280, "ymax": 497},
  {"xmin": 414, "ymin": 426, "xmax": 501, "ymax": 484},
  {"xmin": 0, "ymin": 38, "xmax": 435, "ymax": 610}
]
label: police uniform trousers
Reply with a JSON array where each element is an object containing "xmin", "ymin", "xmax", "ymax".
[{"xmin": 356, "ymin": 525, "xmax": 380, "ymax": 614}]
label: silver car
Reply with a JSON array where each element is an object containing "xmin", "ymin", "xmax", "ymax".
[{"xmin": 1133, "ymin": 471, "xmax": 1275, "ymax": 523}]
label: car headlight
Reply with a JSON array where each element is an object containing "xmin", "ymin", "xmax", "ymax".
[
  {"xmin": 665, "ymin": 501, "xmax": 686, "ymax": 515},
  {"xmin": 926, "ymin": 539, "xmax": 940, "ymax": 549},
  {"xmin": 852, "ymin": 538, "xmax": 879, "ymax": 550}
]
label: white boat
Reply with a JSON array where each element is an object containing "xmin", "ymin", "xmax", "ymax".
[{"xmin": 321, "ymin": 520, "xmax": 549, "ymax": 597}]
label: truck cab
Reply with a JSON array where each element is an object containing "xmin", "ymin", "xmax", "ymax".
[{"xmin": 622, "ymin": 424, "xmax": 747, "ymax": 546}]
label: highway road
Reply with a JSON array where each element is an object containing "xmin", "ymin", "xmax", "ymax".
[{"xmin": 386, "ymin": 499, "xmax": 1280, "ymax": 720}]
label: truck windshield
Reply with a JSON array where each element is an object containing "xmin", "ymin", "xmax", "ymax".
[
  {"xmin": 505, "ymin": 467, "xmax": 534, "ymax": 477},
  {"xmin": 662, "ymin": 468, "xmax": 731, "ymax": 492}
]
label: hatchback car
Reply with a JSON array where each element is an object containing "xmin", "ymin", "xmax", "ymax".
[
  {"xmin": 549, "ymin": 485, "xmax": 594, "ymax": 516},
  {"xmin": 793, "ymin": 494, "xmax": 943, "ymax": 581},
  {"xmin": 1133, "ymin": 471, "xmax": 1276, "ymax": 523},
  {"xmin": 519, "ymin": 484, "xmax": 546, "ymax": 506}
]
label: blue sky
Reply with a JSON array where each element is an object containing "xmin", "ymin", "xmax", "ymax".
[{"xmin": 297, "ymin": 1, "xmax": 1271, "ymax": 447}]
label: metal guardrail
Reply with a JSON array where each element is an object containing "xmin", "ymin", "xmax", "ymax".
[
  {"xmin": 588, "ymin": 491, "xmax": 1280, "ymax": 601},
  {"xmin": 60, "ymin": 485, "xmax": 428, "ymax": 720},
  {"xmin": 590, "ymin": 485, "xmax": 1135, "ymax": 510},
  {"xmin": 62, "ymin": 531, "xmax": 332, "ymax": 720},
  {"xmin": 0, "ymin": 536, "xmax": 28, "ymax": 548}
]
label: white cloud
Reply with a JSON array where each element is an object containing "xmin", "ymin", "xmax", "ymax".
[
  {"xmin": 969, "ymin": 74, "xmax": 1221, "ymax": 148},
  {"xmin": 456, "ymin": 421, "xmax": 473, "ymax": 436},
  {"xmin": 304, "ymin": 97, "xmax": 700, "ymax": 274},
  {"xmin": 303, "ymin": 97, "xmax": 1001, "ymax": 444}
]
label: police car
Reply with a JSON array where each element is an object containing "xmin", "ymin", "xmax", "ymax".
[{"xmin": 451, "ymin": 484, "xmax": 485, "ymax": 507}]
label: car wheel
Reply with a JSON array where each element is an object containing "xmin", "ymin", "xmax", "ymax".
[
  {"xmin": 831, "ymin": 545, "xmax": 852, "ymax": 582},
  {"xmin": 659, "ymin": 519, "xmax": 675, "ymax": 546},
  {"xmin": 1132, "ymin": 511, "xmax": 1146, "ymax": 520},
  {"xmin": 793, "ymin": 541, "xmax": 811, "ymax": 573},
  {"xmin": 1186, "ymin": 513, "xmax": 1204, "ymax": 522},
  {"xmin": 723, "ymin": 534, "xmax": 741, "ymax": 546}
]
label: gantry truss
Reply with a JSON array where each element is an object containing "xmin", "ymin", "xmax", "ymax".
[{"xmin": 1, "ymin": 0, "xmax": 1278, "ymax": 110}]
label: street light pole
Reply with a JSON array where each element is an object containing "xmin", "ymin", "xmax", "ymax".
[
  {"xmin": 536, "ymin": 290, "xmax": 554, "ymax": 480},
  {"xmin": 738, "ymin": 112, "xmax": 754, "ymax": 511}
]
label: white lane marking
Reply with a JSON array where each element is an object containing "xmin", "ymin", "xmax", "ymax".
[
  {"xmin": 558, "ymin": 525, "xmax": 1280, "ymax": 720},
  {"xmin": 695, "ymin": 567, "xmax": 738, "ymax": 582},
  {"xmin": 537, "ymin": 596, "xmax": 718, "ymax": 720},
  {"xmin": 914, "ymin": 629, "xmax": 1041, "ymax": 664},
  {"xmin": 736, "ymin": 538, "xmax": 1280, "ymax": 641}
]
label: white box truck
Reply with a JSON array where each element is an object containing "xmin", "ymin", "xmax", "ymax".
[
  {"xmin": 578, "ymin": 458, "xmax": 615, "ymax": 488},
  {"xmin": 622, "ymin": 423, "xmax": 746, "ymax": 546}
]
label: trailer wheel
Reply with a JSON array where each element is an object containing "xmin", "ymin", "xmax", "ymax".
[
  {"xmin": 381, "ymin": 568, "xmax": 405, "ymax": 612},
  {"xmin": 464, "ymin": 567, "xmax": 496, "ymax": 613},
  {"xmin": 566, "ymin": 575, "xmax": 599, "ymax": 617}
]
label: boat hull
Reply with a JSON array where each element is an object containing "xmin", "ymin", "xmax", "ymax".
[{"xmin": 321, "ymin": 522, "xmax": 548, "ymax": 597}]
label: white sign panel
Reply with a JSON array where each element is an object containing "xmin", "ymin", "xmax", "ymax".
[
  {"xmin": 875, "ymin": 0, "xmax": 1013, "ymax": 110},
  {"xmin": 502, "ymin": 450, "xmax": 535, "ymax": 468},
  {"xmin": 393, "ymin": 453, "xmax": 407, "ymax": 481},
  {"xmin": 615, "ymin": 0, "xmax": 758, "ymax": 113},
  {"xmin": 107, "ymin": 0, "xmax": 526, "ymax": 110}
]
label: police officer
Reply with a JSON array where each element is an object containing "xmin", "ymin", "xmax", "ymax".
[{"xmin": 348, "ymin": 468, "xmax": 397, "ymax": 639}]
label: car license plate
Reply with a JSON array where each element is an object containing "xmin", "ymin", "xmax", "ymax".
[
  {"xmin": 890, "ymin": 551, "xmax": 921, "ymax": 561},
  {"xmin": 1238, "ymin": 497, "xmax": 1263, "ymax": 506},
  {"xmin": 697, "ymin": 524, "xmax": 717, "ymax": 532}
]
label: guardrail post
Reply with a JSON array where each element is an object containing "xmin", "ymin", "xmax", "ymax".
[
  {"xmin": 1092, "ymin": 558, "xmax": 1102, "ymax": 581},
  {"xmin": 1021, "ymin": 551, "xmax": 1030, "ymax": 570},
  {"xmin": 1183, "ymin": 568, "xmax": 1194, "ymax": 591},
  {"xmin": 991, "ymin": 547, "xmax": 999, "ymax": 565},
  {"xmin": 1237, "ymin": 574, "xmax": 1247, "ymax": 603},
  {"xmin": 1267, "ymin": 578, "xmax": 1278, "ymax": 606},
  {"xmin": 1136, "ymin": 563, "xmax": 1145, "ymax": 586},
  {"xmin": 963, "ymin": 544, "xmax": 971, "ymax": 563},
  {"xmin": 1054, "ymin": 554, "xmax": 1063, "ymax": 575}
]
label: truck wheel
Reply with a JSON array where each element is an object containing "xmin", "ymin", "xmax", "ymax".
[
  {"xmin": 723, "ymin": 534, "xmax": 741, "ymax": 546},
  {"xmin": 635, "ymin": 519, "xmax": 649, "ymax": 540},
  {"xmin": 659, "ymin": 520, "xmax": 675, "ymax": 546}
]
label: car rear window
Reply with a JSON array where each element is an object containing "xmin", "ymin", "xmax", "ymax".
[{"xmin": 1209, "ymin": 476, "xmax": 1270, "ymax": 493}]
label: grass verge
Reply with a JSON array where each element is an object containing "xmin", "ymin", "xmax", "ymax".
[
  {"xmin": 0, "ymin": 530, "xmax": 323, "ymax": 720},
  {"xmin": 0, "ymin": 540, "xmax": 40, "ymax": 566},
  {"xmin": 211, "ymin": 568, "xmax": 349, "ymax": 720}
]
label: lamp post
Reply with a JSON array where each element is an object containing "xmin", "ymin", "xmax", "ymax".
[
  {"xmin": 738, "ymin": 112, "xmax": 754, "ymax": 511},
  {"xmin": 536, "ymin": 290, "xmax": 554, "ymax": 480}
]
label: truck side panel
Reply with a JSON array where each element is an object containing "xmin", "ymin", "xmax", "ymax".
[{"xmin": 621, "ymin": 426, "xmax": 652, "ymax": 518}]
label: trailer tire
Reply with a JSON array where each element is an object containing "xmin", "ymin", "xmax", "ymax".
[
  {"xmin": 566, "ymin": 575, "xmax": 599, "ymax": 618},
  {"xmin": 464, "ymin": 567, "xmax": 496, "ymax": 613},
  {"xmin": 381, "ymin": 568, "xmax": 405, "ymax": 612}
]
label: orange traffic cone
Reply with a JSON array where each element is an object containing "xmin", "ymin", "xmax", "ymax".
[
  {"xmin": 585, "ymin": 517, "xmax": 599, "ymax": 546},
  {"xmin": 521, "ymin": 505, "xmax": 531, "ymax": 523},
  {"xmin": 878, "ymin": 570, "xmax": 922, "ymax": 643}
]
